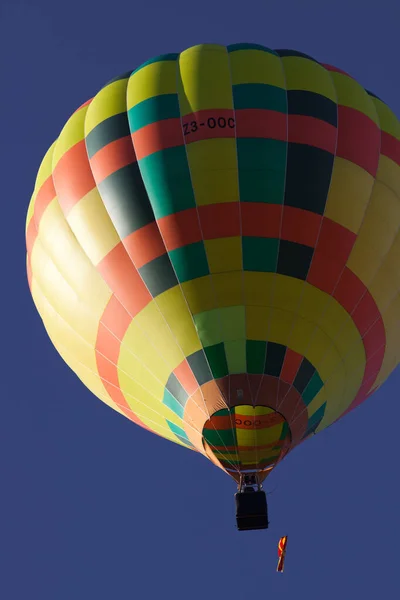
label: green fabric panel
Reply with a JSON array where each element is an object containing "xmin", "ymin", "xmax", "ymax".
[
  {"xmin": 193, "ymin": 309, "xmax": 222, "ymax": 347},
  {"xmin": 225, "ymin": 339, "xmax": 247, "ymax": 373},
  {"xmin": 162, "ymin": 389, "xmax": 184, "ymax": 419},
  {"xmin": 204, "ymin": 343, "xmax": 229, "ymax": 379},
  {"xmin": 128, "ymin": 94, "xmax": 180, "ymax": 132},
  {"xmin": 203, "ymin": 427, "xmax": 237, "ymax": 448},
  {"xmin": 243, "ymin": 237, "xmax": 279, "ymax": 272},
  {"xmin": 169, "ymin": 242, "xmax": 209, "ymax": 283},
  {"xmin": 302, "ymin": 372, "xmax": 325, "ymax": 405},
  {"xmin": 237, "ymin": 138, "xmax": 287, "ymax": 171},
  {"xmin": 166, "ymin": 420, "xmax": 193, "ymax": 447},
  {"xmin": 194, "ymin": 307, "xmax": 246, "ymax": 347},
  {"xmin": 246, "ymin": 340, "xmax": 267, "ymax": 373},
  {"xmin": 219, "ymin": 306, "xmax": 246, "ymax": 341},
  {"xmin": 232, "ymin": 83, "xmax": 287, "ymax": 111},
  {"xmin": 236, "ymin": 139, "xmax": 287, "ymax": 204},
  {"xmin": 279, "ymin": 421, "xmax": 290, "ymax": 440},
  {"xmin": 138, "ymin": 147, "xmax": 196, "ymax": 219}
]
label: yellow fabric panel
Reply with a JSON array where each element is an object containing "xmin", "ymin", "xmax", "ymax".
[
  {"xmin": 31, "ymin": 278, "xmax": 121, "ymax": 414},
  {"xmin": 376, "ymin": 156, "xmax": 400, "ymax": 198},
  {"xmin": 243, "ymin": 272, "xmax": 275, "ymax": 306},
  {"xmin": 27, "ymin": 143, "xmax": 57, "ymax": 232},
  {"xmin": 118, "ymin": 320, "xmax": 172, "ymax": 399},
  {"xmin": 271, "ymin": 275, "xmax": 304, "ymax": 313},
  {"xmin": 118, "ymin": 325, "xmax": 191, "ymax": 436},
  {"xmin": 289, "ymin": 317, "xmax": 343, "ymax": 381},
  {"xmin": 295, "ymin": 292, "xmax": 365, "ymax": 369},
  {"xmin": 319, "ymin": 368, "xmax": 365, "ymax": 430},
  {"xmin": 30, "ymin": 238, "xmax": 110, "ymax": 345},
  {"xmin": 229, "ymin": 49, "xmax": 285, "ymax": 87},
  {"xmin": 85, "ymin": 79, "xmax": 128, "ymax": 135},
  {"xmin": 329, "ymin": 71, "xmax": 379, "ymax": 125},
  {"xmin": 347, "ymin": 182, "xmax": 400, "ymax": 285},
  {"xmin": 371, "ymin": 97, "xmax": 400, "ymax": 139},
  {"xmin": 118, "ymin": 368, "xmax": 186, "ymax": 434},
  {"xmin": 116, "ymin": 374, "xmax": 190, "ymax": 444},
  {"xmin": 131, "ymin": 301, "xmax": 186, "ymax": 370},
  {"xmin": 177, "ymin": 44, "xmax": 232, "ymax": 114},
  {"xmin": 324, "ymin": 157, "xmax": 374, "ymax": 233},
  {"xmin": 281, "ymin": 57, "xmax": 336, "ymax": 101},
  {"xmin": 244, "ymin": 275, "xmax": 364, "ymax": 386},
  {"xmin": 245, "ymin": 305, "xmax": 269, "ymax": 340},
  {"xmin": 269, "ymin": 277, "xmax": 365, "ymax": 376},
  {"xmin": 155, "ymin": 287, "xmax": 202, "ymax": 357},
  {"xmin": 26, "ymin": 194, "xmax": 36, "ymax": 232},
  {"xmin": 127, "ymin": 60, "xmax": 178, "ymax": 109},
  {"xmin": 213, "ymin": 271, "xmax": 243, "ymax": 307},
  {"xmin": 185, "ymin": 139, "xmax": 240, "ymax": 205},
  {"xmin": 205, "ymin": 237, "xmax": 242, "ymax": 273},
  {"xmin": 33, "ymin": 142, "xmax": 57, "ymax": 193},
  {"xmin": 66, "ymin": 188, "xmax": 120, "ymax": 266},
  {"xmin": 306, "ymin": 387, "xmax": 328, "ymax": 420},
  {"xmin": 262, "ymin": 307, "xmax": 295, "ymax": 348},
  {"xmin": 38, "ymin": 198, "xmax": 111, "ymax": 305},
  {"xmin": 52, "ymin": 105, "xmax": 87, "ymax": 167},
  {"xmin": 372, "ymin": 294, "xmax": 400, "ymax": 388},
  {"xmin": 368, "ymin": 262, "xmax": 399, "ymax": 315},
  {"xmin": 180, "ymin": 277, "xmax": 216, "ymax": 314}
]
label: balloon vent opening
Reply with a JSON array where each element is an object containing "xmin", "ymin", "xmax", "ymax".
[{"xmin": 202, "ymin": 405, "xmax": 290, "ymax": 476}]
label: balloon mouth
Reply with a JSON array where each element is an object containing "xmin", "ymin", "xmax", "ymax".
[{"xmin": 201, "ymin": 404, "xmax": 291, "ymax": 481}]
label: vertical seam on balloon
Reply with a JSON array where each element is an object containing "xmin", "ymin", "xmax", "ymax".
[
  {"xmin": 253, "ymin": 49, "xmax": 290, "ymax": 418},
  {"xmin": 173, "ymin": 48, "xmax": 242, "ymax": 473},
  {"xmin": 226, "ymin": 45, "xmax": 259, "ymax": 473},
  {"xmin": 274, "ymin": 55, "xmax": 341, "ymax": 422},
  {"xmin": 277, "ymin": 60, "xmax": 341, "ymax": 422},
  {"xmin": 300, "ymin": 77, "xmax": 384, "ymax": 430}
]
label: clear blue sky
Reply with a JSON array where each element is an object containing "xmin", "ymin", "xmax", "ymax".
[{"xmin": 2, "ymin": 0, "xmax": 400, "ymax": 598}]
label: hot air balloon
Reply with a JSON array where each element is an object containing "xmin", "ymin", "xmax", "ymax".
[{"xmin": 26, "ymin": 43, "xmax": 400, "ymax": 530}]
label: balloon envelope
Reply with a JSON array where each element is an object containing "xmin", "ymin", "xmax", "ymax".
[{"xmin": 26, "ymin": 44, "xmax": 400, "ymax": 482}]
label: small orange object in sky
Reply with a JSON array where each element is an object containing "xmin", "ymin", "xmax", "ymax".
[{"xmin": 277, "ymin": 536, "xmax": 288, "ymax": 572}]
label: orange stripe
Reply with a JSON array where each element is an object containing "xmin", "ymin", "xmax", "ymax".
[
  {"xmin": 236, "ymin": 109, "xmax": 287, "ymax": 140},
  {"xmin": 381, "ymin": 131, "xmax": 400, "ymax": 166},
  {"xmin": 26, "ymin": 218, "xmax": 37, "ymax": 256},
  {"xmin": 132, "ymin": 119, "xmax": 183, "ymax": 160},
  {"xmin": 199, "ymin": 203, "xmax": 241, "ymax": 239},
  {"xmin": 34, "ymin": 176, "xmax": 56, "ymax": 224},
  {"xmin": 53, "ymin": 140, "xmax": 95, "ymax": 214},
  {"xmin": 288, "ymin": 114, "xmax": 337, "ymax": 153},
  {"xmin": 204, "ymin": 415, "xmax": 233, "ymax": 430},
  {"xmin": 157, "ymin": 209, "xmax": 202, "ymax": 251},
  {"xmin": 89, "ymin": 136, "xmax": 137, "ymax": 183},
  {"xmin": 280, "ymin": 349, "xmax": 303, "ymax": 384},
  {"xmin": 123, "ymin": 222, "xmax": 166, "ymax": 268},
  {"xmin": 241, "ymin": 203, "xmax": 282, "ymax": 238},
  {"xmin": 97, "ymin": 242, "xmax": 152, "ymax": 317},
  {"xmin": 173, "ymin": 359, "xmax": 199, "ymax": 396},
  {"xmin": 281, "ymin": 206, "xmax": 321, "ymax": 247},
  {"xmin": 96, "ymin": 294, "xmax": 147, "ymax": 428}
]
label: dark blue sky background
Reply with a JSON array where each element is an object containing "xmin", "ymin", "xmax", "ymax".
[{"xmin": 2, "ymin": 1, "xmax": 400, "ymax": 598}]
